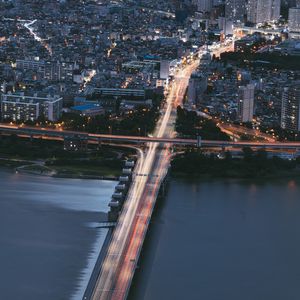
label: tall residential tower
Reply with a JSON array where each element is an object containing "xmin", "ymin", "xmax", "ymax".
[
  {"xmin": 237, "ymin": 84, "xmax": 255, "ymax": 123},
  {"xmin": 248, "ymin": 0, "xmax": 281, "ymax": 24},
  {"xmin": 225, "ymin": 0, "xmax": 246, "ymax": 22},
  {"xmin": 289, "ymin": 1, "xmax": 300, "ymax": 33},
  {"xmin": 281, "ymin": 84, "xmax": 300, "ymax": 131}
]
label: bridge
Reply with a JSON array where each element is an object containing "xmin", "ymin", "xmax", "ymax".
[
  {"xmin": 86, "ymin": 59, "xmax": 199, "ymax": 300},
  {"xmin": 1, "ymin": 124, "xmax": 300, "ymax": 150}
]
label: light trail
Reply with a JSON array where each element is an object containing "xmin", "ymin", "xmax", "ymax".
[
  {"xmin": 90, "ymin": 58, "xmax": 199, "ymax": 300},
  {"xmin": 218, "ymin": 123, "xmax": 276, "ymax": 142},
  {"xmin": 23, "ymin": 20, "xmax": 52, "ymax": 55},
  {"xmin": 2, "ymin": 124, "xmax": 300, "ymax": 149},
  {"xmin": 81, "ymin": 69, "xmax": 97, "ymax": 92}
]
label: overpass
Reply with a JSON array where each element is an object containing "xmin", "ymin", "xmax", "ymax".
[
  {"xmin": 234, "ymin": 26, "xmax": 283, "ymax": 36},
  {"xmin": 1, "ymin": 124, "xmax": 300, "ymax": 150}
]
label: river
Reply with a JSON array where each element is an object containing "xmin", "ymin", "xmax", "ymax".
[
  {"xmin": 130, "ymin": 178, "xmax": 300, "ymax": 300},
  {"xmin": 0, "ymin": 169, "xmax": 115, "ymax": 300}
]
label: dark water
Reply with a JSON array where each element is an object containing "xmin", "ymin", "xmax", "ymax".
[
  {"xmin": 0, "ymin": 169, "xmax": 116, "ymax": 300},
  {"xmin": 130, "ymin": 178, "xmax": 300, "ymax": 300}
]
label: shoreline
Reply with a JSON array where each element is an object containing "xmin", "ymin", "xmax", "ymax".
[
  {"xmin": 0, "ymin": 157, "xmax": 120, "ymax": 181},
  {"xmin": 171, "ymin": 170, "xmax": 300, "ymax": 181},
  {"xmin": 171, "ymin": 151, "xmax": 300, "ymax": 181}
]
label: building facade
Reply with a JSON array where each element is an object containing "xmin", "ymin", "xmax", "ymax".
[
  {"xmin": 193, "ymin": 0, "xmax": 213, "ymax": 12},
  {"xmin": 1, "ymin": 92, "xmax": 63, "ymax": 122},
  {"xmin": 281, "ymin": 84, "xmax": 300, "ymax": 131},
  {"xmin": 218, "ymin": 17, "xmax": 234, "ymax": 36},
  {"xmin": 16, "ymin": 59, "xmax": 74, "ymax": 82},
  {"xmin": 248, "ymin": 0, "xmax": 281, "ymax": 24},
  {"xmin": 187, "ymin": 72, "xmax": 208, "ymax": 105},
  {"xmin": 289, "ymin": 4, "xmax": 300, "ymax": 33},
  {"xmin": 237, "ymin": 84, "xmax": 255, "ymax": 123},
  {"xmin": 225, "ymin": 0, "xmax": 246, "ymax": 23},
  {"xmin": 160, "ymin": 60, "xmax": 170, "ymax": 80}
]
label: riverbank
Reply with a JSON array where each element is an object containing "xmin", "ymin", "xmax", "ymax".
[
  {"xmin": 0, "ymin": 135, "xmax": 135, "ymax": 179},
  {"xmin": 171, "ymin": 149, "xmax": 300, "ymax": 179},
  {"xmin": 0, "ymin": 157, "xmax": 122, "ymax": 180}
]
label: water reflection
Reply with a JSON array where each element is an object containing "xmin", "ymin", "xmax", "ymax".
[
  {"xmin": 0, "ymin": 170, "xmax": 115, "ymax": 300},
  {"xmin": 130, "ymin": 178, "xmax": 300, "ymax": 300}
]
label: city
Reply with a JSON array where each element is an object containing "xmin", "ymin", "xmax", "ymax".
[{"xmin": 1, "ymin": 0, "xmax": 300, "ymax": 300}]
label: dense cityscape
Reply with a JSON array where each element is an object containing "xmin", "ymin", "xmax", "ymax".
[{"xmin": 1, "ymin": 0, "xmax": 300, "ymax": 299}]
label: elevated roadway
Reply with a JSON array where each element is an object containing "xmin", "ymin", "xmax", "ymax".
[{"xmin": 1, "ymin": 124, "xmax": 300, "ymax": 150}]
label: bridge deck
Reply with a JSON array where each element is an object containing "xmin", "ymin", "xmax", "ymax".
[{"xmin": 1, "ymin": 124, "xmax": 300, "ymax": 150}]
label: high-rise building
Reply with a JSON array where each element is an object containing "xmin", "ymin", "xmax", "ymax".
[
  {"xmin": 193, "ymin": 0, "xmax": 213, "ymax": 12},
  {"xmin": 289, "ymin": 2, "xmax": 300, "ymax": 33},
  {"xmin": 248, "ymin": 0, "xmax": 281, "ymax": 24},
  {"xmin": 160, "ymin": 60, "xmax": 170, "ymax": 80},
  {"xmin": 271, "ymin": 0, "xmax": 282, "ymax": 21},
  {"xmin": 237, "ymin": 84, "xmax": 255, "ymax": 123},
  {"xmin": 281, "ymin": 84, "xmax": 300, "ymax": 131},
  {"xmin": 187, "ymin": 72, "xmax": 208, "ymax": 105},
  {"xmin": 225, "ymin": 0, "xmax": 246, "ymax": 23},
  {"xmin": 218, "ymin": 17, "xmax": 234, "ymax": 35},
  {"xmin": 1, "ymin": 92, "xmax": 63, "ymax": 122}
]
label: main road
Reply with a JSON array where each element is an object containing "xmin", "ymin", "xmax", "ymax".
[{"xmin": 90, "ymin": 60, "xmax": 199, "ymax": 300}]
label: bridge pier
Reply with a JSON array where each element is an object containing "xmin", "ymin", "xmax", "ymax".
[
  {"xmin": 159, "ymin": 168, "xmax": 170, "ymax": 198},
  {"xmin": 196, "ymin": 135, "xmax": 202, "ymax": 148},
  {"xmin": 97, "ymin": 139, "xmax": 102, "ymax": 150}
]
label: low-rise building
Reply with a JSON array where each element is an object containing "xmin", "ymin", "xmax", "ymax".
[{"xmin": 70, "ymin": 104, "xmax": 105, "ymax": 117}]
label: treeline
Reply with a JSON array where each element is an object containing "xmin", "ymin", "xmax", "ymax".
[
  {"xmin": 171, "ymin": 148, "xmax": 297, "ymax": 178},
  {"xmin": 0, "ymin": 135, "xmax": 124, "ymax": 161},
  {"xmin": 260, "ymin": 125, "xmax": 300, "ymax": 142},
  {"xmin": 176, "ymin": 106, "xmax": 230, "ymax": 141},
  {"xmin": 0, "ymin": 135, "xmax": 65, "ymax": 159},
  {"xmin": 61, "ymin": 106, "xmax": 159, "ymax": 136},
  {"xmin": 220, "ymin": 52, "xmax": 300, "ymax": 70}
]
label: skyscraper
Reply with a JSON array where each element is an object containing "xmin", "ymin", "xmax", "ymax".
[
  {"xmin": 160, "ymin": 60, "xmax": 170, "ymax": 80},
  {"xmin": 218, "ymin": 17, "xmax": 234, "ymax": 35},
  {"xmin": 289, "ymin": 2, "xmax": 300, "ymax": 33},
  {"xmin": 271, "ymin": 0, "xmax": 281, "ymax": 21},
  {"xmin": 225, "ymin": 0, "xmax": 246, "ymax": 23},
  {"xmin": 248, "ymin": 0, "xmax": 281, "ymax": 24},
  {"xmin": 237, "ymin": 84, "xmax": 255, "ymax": 123},
  {"xmin": 194, "ymin": 0, "xmax": 213, "ymax": 12},
  {"xmin": 281, "ymin": 84, "xmax": 300, "ymax": 131},
  {"xmin": 187, "ymin": 72, "xmax": 208, "ymax": 106}
]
